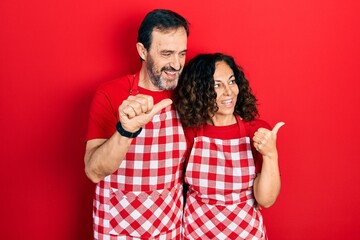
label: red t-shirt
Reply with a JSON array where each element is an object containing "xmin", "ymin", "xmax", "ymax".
[
  {"xmin": 183, "ymin": 119, "xmax": 270, "ymax": 173},
  {"xmin": 86, "ymin": 73, "xmax": 173, "ymax": 141}
]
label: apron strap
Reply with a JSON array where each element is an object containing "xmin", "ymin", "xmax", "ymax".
[
  {"xmin": 128, "ymin": 73, "xmax": 140, "ymax": 96},
  {"xmin": 235, "ymin": 115, "xmax": 247, "ymax": 138}
]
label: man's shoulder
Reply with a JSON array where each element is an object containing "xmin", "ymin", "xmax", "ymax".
[
  {"xmin": 95, "ymin": 74, "xmax": 136, "ymax": 98},
  {"xmin": 99, "ymin": 74, "xmax": 132, "ymax": 90}
]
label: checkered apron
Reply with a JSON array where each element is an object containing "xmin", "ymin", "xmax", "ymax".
[
  {"xmin": 183, "ymin": 116, "xmax": 267, "ymax": 240},
  {"xmin": 93, "ymin": 74, "xmax": 187, "ymax": 239}
]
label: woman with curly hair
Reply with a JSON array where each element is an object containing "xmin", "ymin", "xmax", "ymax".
[{"xmin": 174, "ymin": 53, "xmax": 284, "ymax": 239}]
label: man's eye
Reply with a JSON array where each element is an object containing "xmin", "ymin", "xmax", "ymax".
[{"xmin": 229, "ymin": 80, "xmax": 236, "ymax": 84}]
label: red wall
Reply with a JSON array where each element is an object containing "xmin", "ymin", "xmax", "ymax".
[{"xmin": 1, "ymin": 0, "xmax": 360, "ymax": 239}]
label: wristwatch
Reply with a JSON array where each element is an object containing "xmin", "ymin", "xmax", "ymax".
[{"xmin": 116, "ymin": 121, "xmax": 142, "ymax": 138}]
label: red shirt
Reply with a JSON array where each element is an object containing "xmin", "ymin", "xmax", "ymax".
[
  {"xmin": 86, "ymin": 73, "xmax": 173, "ymax": 141},
  {"xmin": 183, "ymin": 119, "xmax": 270, "ymax": 173}
]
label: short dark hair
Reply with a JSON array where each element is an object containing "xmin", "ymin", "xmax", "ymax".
[
  {"xmin": 137, "ymin": 9, "xmax": 190, "ymax": 52},
  {"xmin": 174, "ymin": 53, "xmax": 259, "ymax": 128}
]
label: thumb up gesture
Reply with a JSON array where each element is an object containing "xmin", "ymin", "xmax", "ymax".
[
  {"xmin": 253, "ymin": 122, "xmax": 285, "ymax": 157},
  {"xmin": 119, "ymin": 94, "xmax": 173, "ymax": 132}
]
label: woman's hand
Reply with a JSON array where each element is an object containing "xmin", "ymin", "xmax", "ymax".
[{"xmin": 253, "ymin": 122, "xmax": 285, "ymax": 158}]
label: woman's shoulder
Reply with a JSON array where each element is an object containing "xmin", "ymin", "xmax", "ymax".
[{"xmin": 243, "ymin": 119, "xmax": 271, "ymax": 135}]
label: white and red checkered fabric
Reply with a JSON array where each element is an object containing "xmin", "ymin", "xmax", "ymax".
[
  {"xmin": 93, "ymin": 105, "xmax": 187, "ymax": 239},
  {"xmin": 183, "ymin": 119, "xmax": 267, "ymax": 239},
  {"xmin": 95, "ymin": 224, "xmax": 181, "ymax": 240}
]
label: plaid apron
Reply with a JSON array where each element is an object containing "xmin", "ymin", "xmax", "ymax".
[
  {"xmin": 183, "ymin": 116, "xmax": 267, "ymax": 240},
  {"xmin": 93, "ymin": 74, "xmax": 187, "ymax": 239}
]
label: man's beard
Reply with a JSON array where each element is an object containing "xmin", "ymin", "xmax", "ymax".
[{"xmin": 147, "ymin": 56, "xmax": 180, "ymax": 90}]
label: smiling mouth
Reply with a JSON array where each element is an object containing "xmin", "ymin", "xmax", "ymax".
[
  {"xmin": 163, "ymin": 70, "xmax": 179, "ymax": 80},
  {"xmin": 222, "ymin": 99, "xmax": 233, "ymax": 104},
  {"xmin": 221, "ymin": 99, "xmax": 235, "ymax": 107}
]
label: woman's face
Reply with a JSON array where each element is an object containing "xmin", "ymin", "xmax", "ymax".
[{"xmin": 213, "ymin": 61, "xmax": 239, "ymax": 118}]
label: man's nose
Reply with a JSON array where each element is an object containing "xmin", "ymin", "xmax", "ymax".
[{"xmin": 169, "ymin": 55, "xmax": 181, "ymax": 71}]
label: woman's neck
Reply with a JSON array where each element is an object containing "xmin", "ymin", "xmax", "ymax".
[{"xmin": 208, "ymin": 114, "xmax": 237, "ymax": 126}]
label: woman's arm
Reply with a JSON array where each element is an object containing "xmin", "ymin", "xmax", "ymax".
[{"xmin": 252, "ymin": 122, "xmax": 284, "ymax": 208}]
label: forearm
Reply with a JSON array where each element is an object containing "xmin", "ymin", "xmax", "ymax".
[
  {"xmin": 253, "ymin": 153, "xmax": 281, "ymax": 208},
  {"xmin": 84, "ymin": 132, "xmax": 133, "ymax": 183}
]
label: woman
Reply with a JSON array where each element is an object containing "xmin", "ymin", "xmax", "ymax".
[{"xmin": 174, "ymin": 53, "xmax": 284, "ymax": 239}]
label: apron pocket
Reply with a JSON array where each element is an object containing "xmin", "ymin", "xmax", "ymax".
[{"xmin": 108, "ymin": 185, "xmax": 183, "ymax": 238}]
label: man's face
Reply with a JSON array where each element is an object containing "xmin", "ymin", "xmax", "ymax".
[{"xmin": 146, "ymin": 27, "xmax": 188, "ymax": 90}]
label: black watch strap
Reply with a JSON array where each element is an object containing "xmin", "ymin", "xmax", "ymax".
[{"xmin": 116, "ymin": 121, "xmax": 142, "ymax": 138}]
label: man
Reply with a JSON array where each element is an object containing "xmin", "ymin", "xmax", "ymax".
[{"xmin": 84, "ymin": 9, "xmax": 189, "ymax": 239}]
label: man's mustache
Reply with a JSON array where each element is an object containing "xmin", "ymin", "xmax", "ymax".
[{"xmin": 161, "ymin": 66, "xmax": 181, "ymax": 72}]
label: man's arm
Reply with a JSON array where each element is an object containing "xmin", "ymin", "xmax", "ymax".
[
  {"xmin": 84, "ymin": 134, "xmax": 133, "ymax": 183},
  {"xmin": 84, "ymin": 94, "xmax": 173, "ymax": 183}
]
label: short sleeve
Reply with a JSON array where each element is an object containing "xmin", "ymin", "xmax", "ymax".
[{"xmin": 85, "ymin": 85, "xmax": 118, "ymax": 141}]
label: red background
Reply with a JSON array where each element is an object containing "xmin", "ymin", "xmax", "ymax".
[{"xmin": 1, "ymin": 0, "xmax": 360, "ymax": 239}]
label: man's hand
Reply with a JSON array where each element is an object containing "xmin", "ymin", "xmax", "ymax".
[{"xmin": 118, "ymin": 94, "xmax": 172, "ymax": 132}]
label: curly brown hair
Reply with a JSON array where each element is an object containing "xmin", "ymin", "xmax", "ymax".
[{"xmin": 174, "ymin": 53, "xmax": 259, "ymax": 128}]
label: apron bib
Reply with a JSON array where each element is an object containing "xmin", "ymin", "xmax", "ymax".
[
  {"xmin": 94, "ymin": 73, "xmax": 186, "ymax": 239},
  {"xmin": 184, "ymin": 116, "xmax": 267, "ymax": 240}
]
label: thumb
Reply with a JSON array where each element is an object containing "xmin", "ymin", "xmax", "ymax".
[
  {"xmin": 148, "ymin": 98, "xmax": 173, "ymax": 117},
  {"xmin": 272, "ymin": 122, "xmax": 285, "ymax": 135}
]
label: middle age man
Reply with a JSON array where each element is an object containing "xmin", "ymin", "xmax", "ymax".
[{"xmin": 84, "ymin": 9, "xmax": 190, "ymax": 239}]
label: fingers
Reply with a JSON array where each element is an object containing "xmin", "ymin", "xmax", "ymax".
[
  {"xmin": 253, "ymin": 137, "xmax": 266, "ymax": 152},
  {"xmin": 254, "ymin": 142, "xmax": 262, "ymax": 152},
  {"xmin": 118, "ymin": 95, "xmax": 172, "ymax": 133},
  {"xmin": 272, "ymin": 122, "xmax": 285, "ymax": 135},
  {"xmin": 119, "ymin": 95, "xmax": 172, "ymax": 124},
  {"xmin": 119, "ymin": 94, "xmax": 154, "ymax": 119},
  {"xmin": 253, "ymin": 130, "xmax": 270, "ymax": 145},
  {"xmin": 147, "ymin": 98, "xmax": 173, "ymax": 118},
  {"xmin": 253, "ymin": 121, "xmax": 285, "ymax": 153},
  {"xmin": 121, "ymin": 105, "xmax": 136, "ymax": 119},
  {"xmin": 253, "ymin": 122, "xmax": 285, "ymax": 142}
]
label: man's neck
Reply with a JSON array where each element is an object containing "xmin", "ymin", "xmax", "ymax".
[{"xmin": 138, "ymin": 65, "xmax": 163, "ymax": 91}]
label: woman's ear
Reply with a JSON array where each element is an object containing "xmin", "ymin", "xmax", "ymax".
[{"xmin": 136, "ymin": 43, "xmax": 147, "ymax": 61}]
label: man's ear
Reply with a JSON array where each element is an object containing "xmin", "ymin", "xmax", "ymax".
[{"xmin": 136, "ymin": 43, "xmax": 147, "ymax": 61}]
